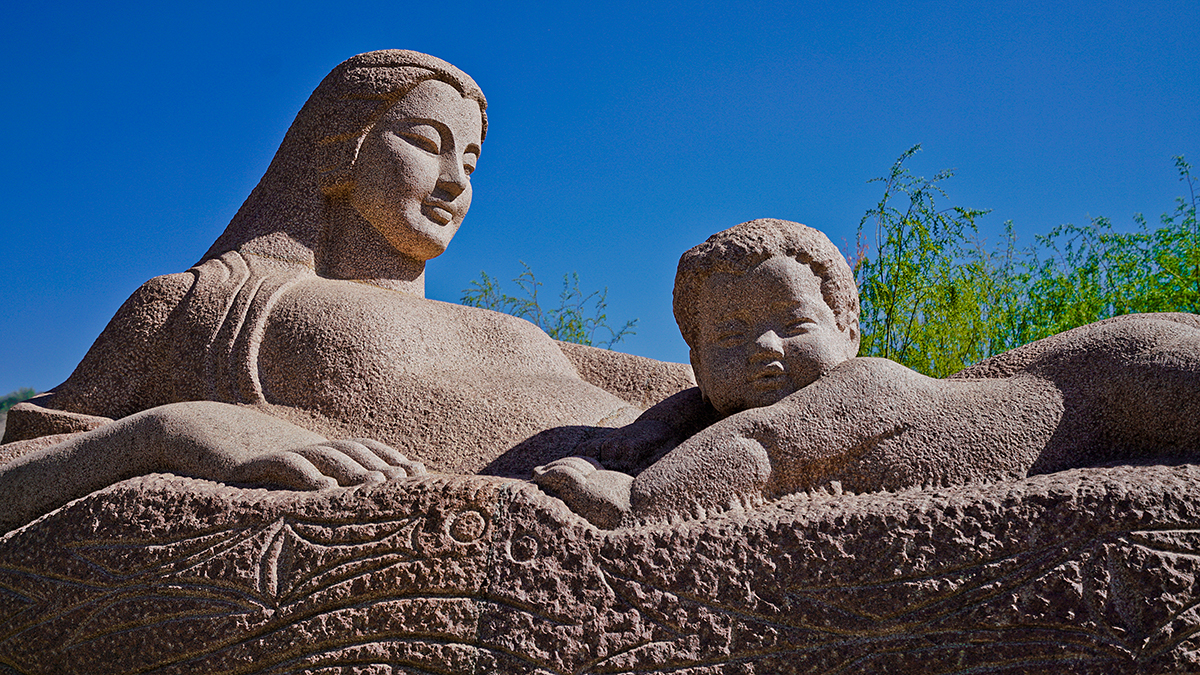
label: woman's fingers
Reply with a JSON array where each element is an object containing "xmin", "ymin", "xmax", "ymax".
[
  {"xmin": 321, "ymin": 440, "xmax": 394, "ymax": 472},
  {"xmin": 293, "ymin": 445, "xmax": 386, "ymax": 486},
  {"xmin": 230, "ymin": 452, "xmax": 339, "ymax": 490},
  {"xmin": 230, "ymin": 439, "xmax": 427, "ymax": 490},
  {"xmin": 348, "ymin": 438, "xmax": 427, "ymax": 477}
]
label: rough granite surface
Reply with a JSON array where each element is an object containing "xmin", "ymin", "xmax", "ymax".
[
  {"xmin": 1, "ymin": 397, "xmax": 110, "ymax": 445},
  {"xmin": 2, "ymin": 466, "xmax": 1199, "ymax": 674},
  {"xmin": 555, "ymin": 340, "xmax": 696, "ymax": 409}
]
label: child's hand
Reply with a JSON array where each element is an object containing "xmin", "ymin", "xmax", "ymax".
[
  {"xmin": 227, "ymin": 438, "xmax": 425, "ymax": 490},
  {"xmin": 583, "ymin": 419, "xmax": 680, "ymax": 473},
  {"xmin": 533, "ymin": 456, "xmax": 633, "ymax": 529}
]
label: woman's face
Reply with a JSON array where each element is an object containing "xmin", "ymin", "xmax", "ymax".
[{"xmin": 350, "ymin": 79, "xmax": 483, "ymax": 261}]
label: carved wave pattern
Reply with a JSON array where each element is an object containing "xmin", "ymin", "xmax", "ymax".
[
  {"xmin": 0, "ymin": 472, "xmax": 1199, "ymax": 674},
  {"xmin": 573, "ymin": 528, "xmax": 1200, "ymax": 674},
  {"xmin": 0, "ymin": 479, "xmax": 501, "ymax": 674},
  {"xmin": 475, "ymin": 477, "xmax": 1200, "ymax": 674}
]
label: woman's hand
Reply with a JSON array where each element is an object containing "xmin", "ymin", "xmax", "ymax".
[
  {"xmin": 0, "ymin": 402, "xmax": 434, "ymax": 533},
  {"xmin": 228, "ymin": 438, "xmax": 426, "ymax": 490}
]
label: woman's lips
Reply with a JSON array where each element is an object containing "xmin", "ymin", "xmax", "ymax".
[{"xmin": 422, "ymin": 201, "xmax": 454, "ymax": 225}]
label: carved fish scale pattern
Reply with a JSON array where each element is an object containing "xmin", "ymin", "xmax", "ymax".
[{"xmin": 1, "ymin": 466, "xmax": 1199, "ymax": 674}]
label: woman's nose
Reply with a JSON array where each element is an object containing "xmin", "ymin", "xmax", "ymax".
[
  {"xmin": 436, "ymin": 155, "xmax": 468, "ymax": 198},
  {"xmin": 754, "ymin": 330, "xmax": 785, "ymax": 355}
]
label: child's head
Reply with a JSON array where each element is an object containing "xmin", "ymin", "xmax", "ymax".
[{"xmin": 673, "ymin": 219, "xmax": 860, "ymax": 415}]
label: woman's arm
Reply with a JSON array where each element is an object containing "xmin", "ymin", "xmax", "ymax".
[{"xmin": 0, "ymin": 401, "xmax": 423, "ymax": 533}]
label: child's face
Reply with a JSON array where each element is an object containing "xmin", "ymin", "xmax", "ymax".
[{"xmin": 692, "ymin": 255, "xmax": 857, "ymax": 415}]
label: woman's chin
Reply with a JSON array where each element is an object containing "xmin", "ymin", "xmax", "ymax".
[{"xmin": 381, "ymin": 222, "xmax": 457, "ymax": 261}]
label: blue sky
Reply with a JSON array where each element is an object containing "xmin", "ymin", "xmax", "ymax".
[{"xmin": 2, "ymin": 0, "xmax": 1197, "ymax": 395}]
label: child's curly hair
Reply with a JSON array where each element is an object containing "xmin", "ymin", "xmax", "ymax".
[{"xmin": 673, "ymin": 218, "xmax": 860, "ymax": 350}]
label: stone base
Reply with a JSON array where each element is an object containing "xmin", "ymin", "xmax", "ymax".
[{"xmin": 2, "ymin": 465, "xmax": 1200, "ymax": 674}]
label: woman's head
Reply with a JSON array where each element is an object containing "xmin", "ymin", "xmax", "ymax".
[
  {"xmin": 312, "ymin": 50, "xmax": 487, "ymax": 199},
  {"xmin": 202, "ymin": 50, "xmax": 487, "ymax": 268},
  {"xmin": 346, "ymin": 77, "xmax": 483, "ymax": 261}
]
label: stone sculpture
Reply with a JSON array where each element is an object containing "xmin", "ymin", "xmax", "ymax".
[
  {"xmin": 0, "ymin": 50, "xmax": 692, "ymax": 533},
  {"xmin": 4, "ymin": 53, "xmax": 1200, "ymax": 674},
  {"xmin": 536, "ymin": 219, "xmax": 1200, "ymax": 528}
]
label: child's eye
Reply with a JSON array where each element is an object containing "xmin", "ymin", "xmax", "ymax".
[
  {"xmin": 716, "ymin": 331, "xmax": 746, "ymax": 347},
  {"xmin": 784, "ymin": 318, "xmax": 814, "ymax": 335},
  {"xmin": 712, "ymin": 322, "xmax": 747, "ymax": 346}
]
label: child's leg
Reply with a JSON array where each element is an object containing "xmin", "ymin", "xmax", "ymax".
[{"xmin": 1031, "ymin": 315, "xmax": 1200, "ymax": 473}]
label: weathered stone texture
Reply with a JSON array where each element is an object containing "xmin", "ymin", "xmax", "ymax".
[
  {"xmin": 1, "ymin": 398, "xmax": 110, "ymax": 445},
  {"xmin": 2, "ymin": 465, "xmax": 1198, "ymax": 673},
  {"xmin": 555, "ymin": 340, "xmax": 696, "ymax": 409}
]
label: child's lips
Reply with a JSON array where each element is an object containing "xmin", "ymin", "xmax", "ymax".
[{"xmin": 750, "ymin": 363, "xmax": 786, "ymax": 387}]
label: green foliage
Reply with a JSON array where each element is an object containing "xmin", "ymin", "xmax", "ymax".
[
  {"xmin": 854, "ymin": 147, "xmax": 1198, "ymax": 377},
  {"xmin": 0, "ymin": 388, "xmax": 37, "ymax": 415},
  {"xmin": 1013, "ymin": 155, "xmax": 1199, "ymax": 343},
  {"xmin": 853, "ymin": 144, "xmax": 1012, "ymax": 377},
  {"xmin": 461, "ymin": 262, "xmax": 637, "ymax": 348}
]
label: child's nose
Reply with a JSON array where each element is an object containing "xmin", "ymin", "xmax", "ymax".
[{"xmin": 754, "ymin": 330, "xmax": 785, "ymax": 355}]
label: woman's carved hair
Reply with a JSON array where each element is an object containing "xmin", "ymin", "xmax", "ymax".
[{"xmin": 673, "ymin": 219, "xmax": 860, "ymax": 349}]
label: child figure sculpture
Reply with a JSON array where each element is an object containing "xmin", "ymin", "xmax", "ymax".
[{"xmin": 535, "ymin": 218, "xmax": 1200, "ymax": 528}]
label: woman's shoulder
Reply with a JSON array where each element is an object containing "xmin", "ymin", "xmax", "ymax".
[
  {"xmin": 50, "ymin": 270, "xmax": 200, "ymax": 417},
  {"xmin": 126, "ymin": 270, "xmax": 196, "ymax": 315}
]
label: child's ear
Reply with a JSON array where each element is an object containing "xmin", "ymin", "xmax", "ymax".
[
  {"xmin": 688, "ymin": 349, "xmax": 710, "ymax": 402},
  {"xmin": 844, "ymin": 322, "xmax": 861, "ymax": 358}
]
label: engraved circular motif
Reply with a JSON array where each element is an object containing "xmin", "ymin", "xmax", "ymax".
[
  {"xmin": 448, "ymin": 510, "xmax": 486, "ymax": 543},
  {"xmin": 508, "ymin": 533, "xmax": 539, "ymax": 562}
]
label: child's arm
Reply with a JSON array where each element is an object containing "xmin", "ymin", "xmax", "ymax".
[
  {"xmin": 535, "ymin": 409, "xmax": 771, "ymax": 528},
  {"xmin": 0, "ymin": 401, "xmax": 424, "ymax": 533},
  {"xmin": 585, "ymin": 387, "xmax": 722, "ymax": 473},
  {"xmin": 536, "ymin": 358, "xmax": 925, "ymax": 528}
]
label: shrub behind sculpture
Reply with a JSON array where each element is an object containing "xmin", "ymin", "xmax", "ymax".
[{"xmin": 854, "ymin": 146, "xmax": 1200, "ymax": 377}]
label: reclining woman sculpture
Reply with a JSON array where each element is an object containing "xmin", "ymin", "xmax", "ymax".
[{"xmin": 0, "ymin": 50, "xmax": 685, "ymax": 532}]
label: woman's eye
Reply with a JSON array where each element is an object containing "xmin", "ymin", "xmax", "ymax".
[{"xmin": 396, "ymin": 129, "xmax": 440, "ymax": 154}]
